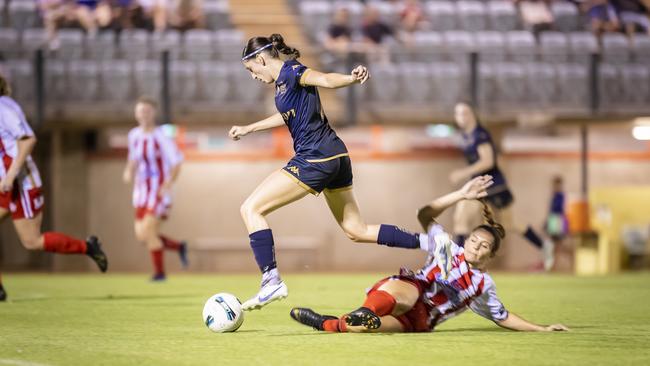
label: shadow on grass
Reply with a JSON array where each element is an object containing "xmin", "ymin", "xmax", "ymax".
[{"xmin": 8, "ymin": 293, "xmax": 200, "ymax": 302}]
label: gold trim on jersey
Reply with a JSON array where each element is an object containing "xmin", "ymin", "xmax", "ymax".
[
  {"xmin": 281, "ymin": 169, "xmax": 318, "ymax": 195},
  {"xmin": 299, "ymin": 69, "xmax": 312, "ymax": 87},
  {"xmin": 305, "ymin": 153, "xmax": 349, "ymax": 163}
]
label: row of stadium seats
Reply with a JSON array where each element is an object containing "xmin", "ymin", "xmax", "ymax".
[
  {"xmin": 2, "ymin": 59, "xmax": 264, "ymax": 105},
  {"xmin": 299, "ymin": 0, "xmax": 583, "ymax": 35},
  {"xmin": 0, "ymin": 28, "xmax": 245, "ymax": 61},
  {"xmin": 0, "ymin": 0, "xmax": 232, "ymax": 31},
  {"xmin": 356, "ymin": 61, "xmax": 650, "ymax": 114}
]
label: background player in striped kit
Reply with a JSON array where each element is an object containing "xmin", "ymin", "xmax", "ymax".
[
  {"xmin": 0, "ymin": 75, "xmax": 107, "ymax": 301},
  {"xmin": 449, "ymin": 102, "xmax": 555, "ymax": 270},
  {"xmin": 230, "ymin": 34, "xmax": 437, "ymax": 311},
  {"xmin": 123, "ymin": 96, "xmax": 187, "ymax": 282},
  {"xmin": 290, "ymin": 175, "xmax": 569, "ymax": 333}
]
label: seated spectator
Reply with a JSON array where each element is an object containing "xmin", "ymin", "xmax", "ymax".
[
  {"xmin": 361, "ymin": 5, "xmax": 394, "ymax": 63},
  {"xmin": 324, "ymin": 7, "xmax": 353, "ymax": 56},
  {"xmin": 581, "ymin": 0, "xmax": 621, "ymax": 37},
  {"xmin": 400, "ymin": 0, "xmax": 428, "ymax": 33},
  {"xmin": 75, "ymin": 0, "xmax": 101, "ymax": 36},
  {"xmin": 610, "ymin": 0, "xmax": 650, "ymax": 38},
  {"xmin": 516, "ymin": 0, "xmax": 554, "ymax": 36},
  {"xmin": 131, "ymin": 0, "xmax": 168, "ymax": 33},
  {"xmin": 168, "ymin": 0, "xmax": 205, "ymax": 31}
]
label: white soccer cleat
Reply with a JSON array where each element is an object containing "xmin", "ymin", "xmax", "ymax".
[
  {"xmin": 542, "ymin": 239, "xmax": 555, "ymax": 271},
  {"xmin": 242, "ymin": 281, "xmax": 289, "ymax": 311}
]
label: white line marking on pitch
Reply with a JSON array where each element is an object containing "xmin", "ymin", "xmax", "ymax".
[{"xmin": 0, "ymin": 359, "xmax": 54, "ymax": 366}]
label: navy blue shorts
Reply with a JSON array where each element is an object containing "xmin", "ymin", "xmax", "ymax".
[
  {"xmin": 282, "ymin": 154, "xmax": 353, "ymax": 194},
  {"xmin": 486, "ymin": 187, "xmax": 514, "ymax": 209}
]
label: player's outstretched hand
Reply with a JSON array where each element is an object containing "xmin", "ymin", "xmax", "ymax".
[
  {"xmin": 229, "ymin": 125, "xmax": 250, "ymax": 141},
  {"xmin": 459, "ymin": 175, "xmax": 494, "ymax": 200},
  {"xmin": 544, "ymin": 324, "xmax": 570, "ymax": 332},
  {"xmin": 351, "ymin": 65, "xmax": 370, "ymax": 84}
]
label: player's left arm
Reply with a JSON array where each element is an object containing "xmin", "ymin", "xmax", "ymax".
[
  {"xmin": 300, "ymin": 65, "xmax": 370, "ymax": 89},
  {"xmin": 450, "ymin": 143, "xmax": 495, "ymax": 185},
  {"xmin": 0, "ymin": 135, "xmax": 36, "ymax": 192},
  {"xmin": 496, "ymin": 312, "xmax": 569, "ymax": 332}
]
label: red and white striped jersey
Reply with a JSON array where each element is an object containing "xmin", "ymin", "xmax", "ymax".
[
  {"xmin": 127, "ymin": 126, "xmax": 183, "ymax": 209},
  {"xmin": 415, "ymin": 224, "xmax": 509, "ymax": 329},
  {"xmin": 0, "ymin": 96, "xmax": 42, "ymax": 190}
]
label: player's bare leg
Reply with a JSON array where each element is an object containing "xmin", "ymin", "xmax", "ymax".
[
  {"xmin": 323, "ymin": 187, "xmax": 380, "ymax": 243},
  {"xmin": 0, "ymin": 207, "xmax": 8, "ymax": 301},
  {"xmin": 135, "ymin": 214, "xmax": 167, "ymax": 281}
]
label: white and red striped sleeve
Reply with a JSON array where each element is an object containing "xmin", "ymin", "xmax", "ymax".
[
  {"xmin": 127, "ymin": 128, "xmax": 140, "ymax": 162},
  {"xmin": 0, "ymin": 97, "xmax": 34, "ymax": 139},
  {"xmin": 156, "ymin": 128, "xmax": 183, "ymax": 167},
  {"xmin": 468, "ymin": 274, "xmax": 509, "ymax": 322}
]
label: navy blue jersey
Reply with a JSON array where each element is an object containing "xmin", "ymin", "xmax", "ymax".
[
  {"xmin": 274, "ymin": 60, "xmax": 348, "ymax": 160},
  {"xmin": 460, "ymin": 125, "xmax": 508, "ymax": 191}
]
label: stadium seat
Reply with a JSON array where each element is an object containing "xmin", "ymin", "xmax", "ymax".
[
  {"xmin": 525, "ymin": 62, "xmax": 556, "ymax": 108},
  {"xmin": 475, "ymin": 31, "xmax": 506, "ymax": 63},
  {"xmin": 45, "ymin": 60, "xmax": 67, "ymax": 103},
  {"xmin": 620, "ymin": 64, "xmax": 650, "ymax": 107},
  {"xmin": 556, "ymin": 63, "xmax": 588, "ymax": 112},
  {"xmin": 551, "ymin": 2, "xmax": 579, "ymax": 32},
  {"xmin": 496, "ymin": 62, "xmax": 526, "ymax": 110},
  {"xmin": 100, "ymin": 60, "xmax": 132, "ymax": 102},
  {"xmin": 8, "ymin": 1, "xmax": 39, "ymax": 30},
  {"xmin": 506, "ymin": 31, "xmax": 536, "ymax": 63},
  {"xmin": 68, "ymin": 61, "xmax": 100, "ymax": 102},
  {"xmin": 477, "ymin": 63, "xmax": 498, "ymax": 110},
  {"xmin": 426, "ymin": 1, "xmax": 456, "ymax": 31},
  {"xmin": 443, "ymin": 31, "xmax": 475, "ymax": 63},
  {"xmin": 134, "ymin": 60, "xmax": 162, "ymax": 98},
  {"xmin": 229, "ymin": 63, "xmax": 264, "ymax": 104},
  {"xmin": 411, "ymin": 32, "xmax": 445, "ymax": 62},
  {"xmin": 487, "ymin": 1, "xmax": 518, "ymax": 32},
  {"xmin": 6, "ymin": 60, "xmax": 34, "ymax": 102},
  {"xmin": 598, "ymin": 63, "xmax": 622, "ymax": 112},
  {"xmin": 366, "ymin": 0, "xmax": 400, "ymax": 28},
  {"xmin": 198, "ymin": 61, "xmax": 229, "ymax": 102},
  {"xmin": 53, "ymin": 29, "xmax": 85, "ymax": 60},
  {"xmin": 431, "ymin": 62, "xmax": 465, "ymax": 109},
  {"xmin": 0, "ymin": 28, "xmax": 21, "ymax": 59},
  {"xmin": 86, "ymin": 32, "xmax": 116, "ymax": 60},
  {"xmin": 299, "ymin": 1, "xmax": 333, "ymax": 38},
  {"xmin": 601, "ymin": 33, "xmax": 631, "ymax": 64},
  {"xmin": 215, "ymin": 29, "xmax": 245, "ymax": 61},
  {"xmin": 456, "ymin": 1, "xmax": 487, "ymax": 32},
  {"xmin": 183, "ymin": 30, "xmax": 215, "ymax": 61},
  {"xmin": 539, "ymin": 31, "xmax": 569, "ymax": 63},
  {"xmin": 333, "ymin": 1, "xmax": 364, "ymax": 29},
  {"xmin": 568, "ymin": 32, "xmax": 598, "ymax": 63},
  {"xmin": 119, "ymin": 30, "xmax": 150, "ymax": 61},
  {"xmin": 631, "ymin": 35, "xmax": 650, "ymax": 63},
  {"xmin": 170, "ymin": 61, "xmax": 198, "ymax": 101},
  {"xmin": 20, "ymin": 28, "xmax": 48, "ymax": 58},
  {"xmin": 151, "ymin": 31, "xmax": 182, "ymax": 60},
  {"xmin": 400, "ymin": 63, "xmax": 432, "ymax": 103},
  {"xmin": 366, "ymin": 63, "xmax": 400, "ymax": 102},
  {"xmin": 204, "ymin": 0, "xmax": 231, "ymax": 30}
]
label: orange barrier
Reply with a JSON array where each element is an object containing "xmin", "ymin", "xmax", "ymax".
[{"xmin": 567, "ymin": 199, "xmax": 591, "ymax": 234}]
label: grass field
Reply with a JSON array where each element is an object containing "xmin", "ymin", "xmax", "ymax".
[{"xmin": 1, "ymin": 272, "xmax": 650, "ymax": 366}]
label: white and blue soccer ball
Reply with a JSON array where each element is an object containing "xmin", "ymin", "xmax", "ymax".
[{"xmin": 202, "ymin": 293, "xmax": 244, "ymax": 333}]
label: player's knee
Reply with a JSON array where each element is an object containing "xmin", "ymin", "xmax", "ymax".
[
  {"xmin": 341, "ymin": 224, "xmax": 368, "ymax": 243},
  {"xmin": 21, "ymin": 237, "xmax": 42, "ymax": 250}
]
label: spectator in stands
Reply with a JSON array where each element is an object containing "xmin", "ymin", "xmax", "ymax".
[
  {"xmin": 610, "ymin": 0, "xmax": 650, "ymax": 39},
  {"xmin": 39, "ymin": 0, "xmax": 72, "ymax": 49},
  {"xmin": 400, "ymin": 0, "xmax": 428, "ymax": 33},
  {"xmin": 132, "ymin": 0, "xmax": 168, "ymax": 33},
  {"xmin": 361, "ymin": 5, "xmax": 394, "ymax": 63},
  {"xmin": 581, "ymin": 0, "xmax": 621, "ymax": 37},
  {"xmin": 168, "ymin": 0, "xmax": 205, "ymax": 31},
  {"xmin": 324, "ymin": 7, "xmax": 353, "ymax": 57},
  {"xmin": 516, "ymin": 0, "xmax": 555, "ymax": 36},
  {"xmin": 74, "ymin": 0, "xmax": 101, "ymax": 36}
]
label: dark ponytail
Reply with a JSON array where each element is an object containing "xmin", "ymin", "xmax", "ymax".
[
  {"xmin": 0, "ymin": 74, "xmax": 11, "ymax": 96},
  {"xmin": 475, "ymin": 199, "xmax": 505, "ymax": 256},
  {"xmin": 241, "ymin": 34, "xmax": 300, "ymax": 61}
]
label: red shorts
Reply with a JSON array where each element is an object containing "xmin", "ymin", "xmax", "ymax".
[
  {"xmin": 0, "ymin": 186, "xmax": 44, "ymax": 220},
  {"xmin": 368, "ymin": 276, "xmax": 432, "ymax": 333},
  {"xmin": 134, "ymin": 202, "xmax": 170, "ymax": 220}
]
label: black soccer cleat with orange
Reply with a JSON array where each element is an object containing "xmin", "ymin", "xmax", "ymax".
[
  {"xmin": 344, "ymin": 307, "xmax": 381, "ymax": 330},
  {"xmin": 290, "ymin": 307, "xmax": 337, "ymax": 331},
  {"xmin": 0, "ymin": 284, "xmax": 6, "ymax": 302},
  {"xmin": 86, "ymin": 236, "xmax": 108, "ymax": 273}
]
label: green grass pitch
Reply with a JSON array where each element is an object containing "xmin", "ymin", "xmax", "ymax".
[{"xmin": 1, "ymin": 273, "xmax": 650, "ymax": 366}]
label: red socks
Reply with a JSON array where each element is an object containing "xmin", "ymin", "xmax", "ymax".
[
  {"xmin": 150, "ymin": 249, "xmax": 164, "ymax": 275},
  {"xmin": 43, "ymin": 232, "xmax": 87, "ymax": 254},
  {"xmin": 323, "ymin": 318, "xmax": 348, "ymax": 333},
  {"xmin": 160, "ymin": 235, "xmax": 181, "ymax": 251},
  {"xmin": 362, "ymin": 290, "xmax": 396, "ymax": 317}
]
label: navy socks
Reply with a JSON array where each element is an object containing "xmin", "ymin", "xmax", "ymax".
[
  {"xmin": 249, "ymin": 229, "xmax": 277, "ymax": 273},
  {"xmin": 377, "ymin": 224, "xmax": 420, "ymax": 249},
  {"xmin": 523, "ymin": 226, "xmax": 543, "ymax": 249}
]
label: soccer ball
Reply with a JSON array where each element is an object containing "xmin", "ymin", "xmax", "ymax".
[{"xmin": 202, "ymin": 293, "xmax": 244, "ymax": 333}]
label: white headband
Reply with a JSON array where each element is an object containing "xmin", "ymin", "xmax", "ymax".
[{"xmin": 242, "ymin": 44, "xmax": 273, "ymax": 61}]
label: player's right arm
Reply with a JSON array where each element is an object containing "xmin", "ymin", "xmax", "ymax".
[
  {"xmin": 123, "ymin": 130, "xmax": 138, "ymax": 184},
  {"xmin": 496, "ymin": 312, "xmax": 569, "ymax": 332},
  {"xmin": 416, "ymin": 175, "xmax": 493, "ymax": 230},
  {"xmin": 229, "ymin": 112, "xmax": 285, "ymax": 141}
]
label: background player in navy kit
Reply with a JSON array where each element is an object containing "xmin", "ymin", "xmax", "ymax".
[
  {"xmin": 229, "ymin": 34, "xmax": 434, "ymax": 311},
  {"xmin": 449, "ymin": 102, "xmax": 554, "ymax": 270}
]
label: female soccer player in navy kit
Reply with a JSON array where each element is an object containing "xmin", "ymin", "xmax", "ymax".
[
  {"xmin": 0, "ymin": 75, "xmax": 107, "ymax": 301},
  {"xmin": 123, "ymin": 96, "xmax": 187, "ymax": 281},
  {"xmin": 230, "ymin": 34, "xmax": 433, "ymax": 310},
  {"xmin": 449, "ymin": 102, "xmax": 554, "ymax": 270},
  {"xmin": 290, "ymin": 176, "xmax": 569, "ymax": 333}
]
